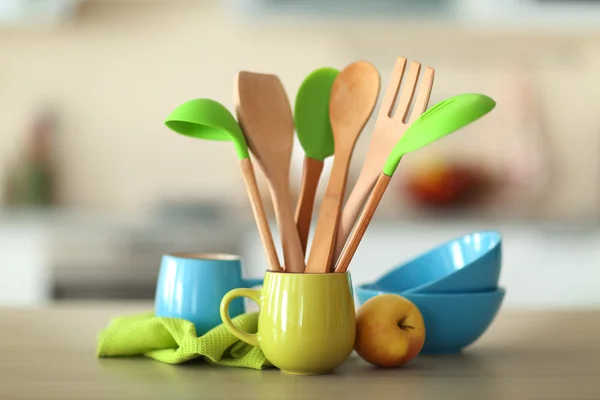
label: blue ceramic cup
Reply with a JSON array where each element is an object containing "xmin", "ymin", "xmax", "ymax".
[{"xmin": 154, "ymin": 253, "xmax": 263, "ymax": 336}]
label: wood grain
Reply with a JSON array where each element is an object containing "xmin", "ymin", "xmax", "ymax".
[
  {"xmin": 239, "ymin": 158, "xmax": 282, "ymax": 272},
  {"xmin": 294, "ymin": 156, "xmax": 324, "ymax": 256},
  {"xmin": 1, "ymin": 303, "xmax": 599, "ymax": 400}
]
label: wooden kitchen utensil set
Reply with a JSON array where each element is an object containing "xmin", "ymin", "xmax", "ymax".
[{"xmin": 165, "ymin": 56, "xmax": 496, "ymax": 274}]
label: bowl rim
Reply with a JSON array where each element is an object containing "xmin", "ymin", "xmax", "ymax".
[
  {"xmin": 375, "ymin": 230, "xmax": 502, "ymax": 293},
  {"xmin": 356, "ymin": 283, "xmax": 506, "ymax": 299}
]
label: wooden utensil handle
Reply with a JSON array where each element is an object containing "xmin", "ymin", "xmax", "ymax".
[
  {"xmin": 295, "ymin": 156, "xmax": 324, "ymax": 255},
  {"xmin": 334, "ymin": 173, "xmax": 391, "ymax": 273},
  {"xmin": 331, "ymin": 177, "xmax": 377, "ymax": 268},
  {"xmin": 240, "ymin": 158, "xmax": 283, "ymax": 272},
  {"xmin": 270, "ymin": 179, "xmax": 307, "ymax": 273},
  {"xmin": 305, "ymin": 153, "xmax": 351, "ymax": 273}
]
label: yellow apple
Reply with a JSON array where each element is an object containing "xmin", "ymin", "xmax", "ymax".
[{"xmin": 355, "ymin": 293, "xmax": 426, "ymax": 368}]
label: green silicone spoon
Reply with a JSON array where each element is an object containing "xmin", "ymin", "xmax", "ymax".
[
  {"xmin": 164, "ymin": 98, "xmax": 282, "ymax": 272},
  {"xmin": 293, "ymin": 67, "xmax": 339, "ymax": 255},
  {"xmin": 334, "ymin": 93, "xmax": 497, "ymax": 273}
]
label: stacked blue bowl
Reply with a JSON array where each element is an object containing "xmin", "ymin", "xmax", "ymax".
[{"xmin": 355, "ymin": 230, "xmax": 504, "ymax": 354}]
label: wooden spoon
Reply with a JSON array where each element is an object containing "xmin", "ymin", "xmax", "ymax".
[
  {"xmin": 235, "ymin": 71, "xmax": 306, "ymax": 273},
  {"xmin": 332, "ymin": 57, "xmax": 435, "ymax": 267},
  {"xmin": 304, "ymin": 61, "xmax": 380, "ymax": 273}
]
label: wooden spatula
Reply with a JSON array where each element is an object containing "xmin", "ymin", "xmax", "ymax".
[
  {"xmin": 235, "ymin": 71, "xmax": 306, "ymax": 273},
  {"xmin": 304, "ymin": 61, "xmax": 380, "ymax": 273},
  {"xmin": 332, "ymin": 57, "xmax": 435, "ymax": 267}
]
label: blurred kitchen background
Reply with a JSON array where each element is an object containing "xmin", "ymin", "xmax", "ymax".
[{"xmin": 1, "ymin": 0, "xmax": 600, "ymax": 309}]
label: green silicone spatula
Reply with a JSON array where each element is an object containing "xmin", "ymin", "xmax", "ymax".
[
  {"xmin": 293, "ymin": 67, "xmax": 339, "ymax": 255},
  {"xmin": 334, "ymin": 93, "xmax": 497, "ymax": 273},
  {"xmin": 164, "ymin": 98, "xmax": 282, "ymax": 272}
]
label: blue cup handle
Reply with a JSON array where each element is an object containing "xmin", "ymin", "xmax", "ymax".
[{"xmin": 243, "ymin": 278, "xmax": 264, "ymax": 288}]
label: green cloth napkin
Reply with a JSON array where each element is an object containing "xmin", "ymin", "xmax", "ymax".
[{"xmin": 97, "ymin": 312, "xmax": 272, "ymax": 370}]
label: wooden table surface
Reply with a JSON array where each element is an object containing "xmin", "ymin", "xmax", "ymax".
[{"xmin": 1, "ymin": 302, "xmax": 599, "ymax": 400}]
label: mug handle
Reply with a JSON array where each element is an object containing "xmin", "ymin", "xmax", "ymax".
[
  {"xmin": 243, "ymin": 278, "xmax": 264, "ymax": 288},
  {"xmin": 220, "ymin": 288, "xmax": 261, "ymax": 348}
]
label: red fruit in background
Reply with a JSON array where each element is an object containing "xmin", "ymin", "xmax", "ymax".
[{"xmin": 404, "ymin": 162, "xmax": 484, "ymax": 207}]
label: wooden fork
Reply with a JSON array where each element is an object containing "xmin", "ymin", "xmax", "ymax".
[{"xmin": 331, "ymin": 57, "xmax": 435, "ymax": 269}]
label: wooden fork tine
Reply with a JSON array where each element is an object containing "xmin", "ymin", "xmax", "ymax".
[
  {"xmin": 380, "ymin": 57, "xmax": 407, "ymax": 118},
  {"xmin": 408, "ymin": 67, "xmax": 435, "ymax": 123},
  {"xmin": 393, "ymin": 61, "xmax": 421, "ymax": 123}
]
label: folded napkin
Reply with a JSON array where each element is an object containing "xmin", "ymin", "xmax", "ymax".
[{"xmin": 97, "ymin": 312, "xmax": 272, "ymax": 370}]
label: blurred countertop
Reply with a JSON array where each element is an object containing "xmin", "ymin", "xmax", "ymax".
[{"xmin": 2, "ymin": 207, "xmax": 600, "ymax": 305}]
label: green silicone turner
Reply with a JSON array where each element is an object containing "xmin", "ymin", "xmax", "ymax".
[
  {"xmin": 334, "ymin": 93, "xmax": 497, "ymax": 273},
  {"xmin": 293, "ymin": 67, "xmax": 339, "ymax": 254},
  {"xmin": 164, "ymin": 98, "xmax": 282, "ymax": 272},
  {"xmin": 383, "ymin": 93, "xmax": 497, "ymax": 176}
]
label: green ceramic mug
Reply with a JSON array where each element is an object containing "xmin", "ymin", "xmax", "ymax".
[{"xmin": 220, "ymin": 271, "xmax": 356, "ymax": 375}]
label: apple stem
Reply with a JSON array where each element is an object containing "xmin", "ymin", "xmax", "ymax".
[{"xmin": 398, "ymin": 317, "xmax": 415, "ymax": 330}]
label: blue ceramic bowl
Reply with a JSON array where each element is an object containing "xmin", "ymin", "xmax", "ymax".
[
  {"xmin": 375, "ymin": 231, "xmax": 502, "ymax": 294},
  {"xmin": 355, "ymin": 284, "xmax": 505, "ymax": 354}
]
